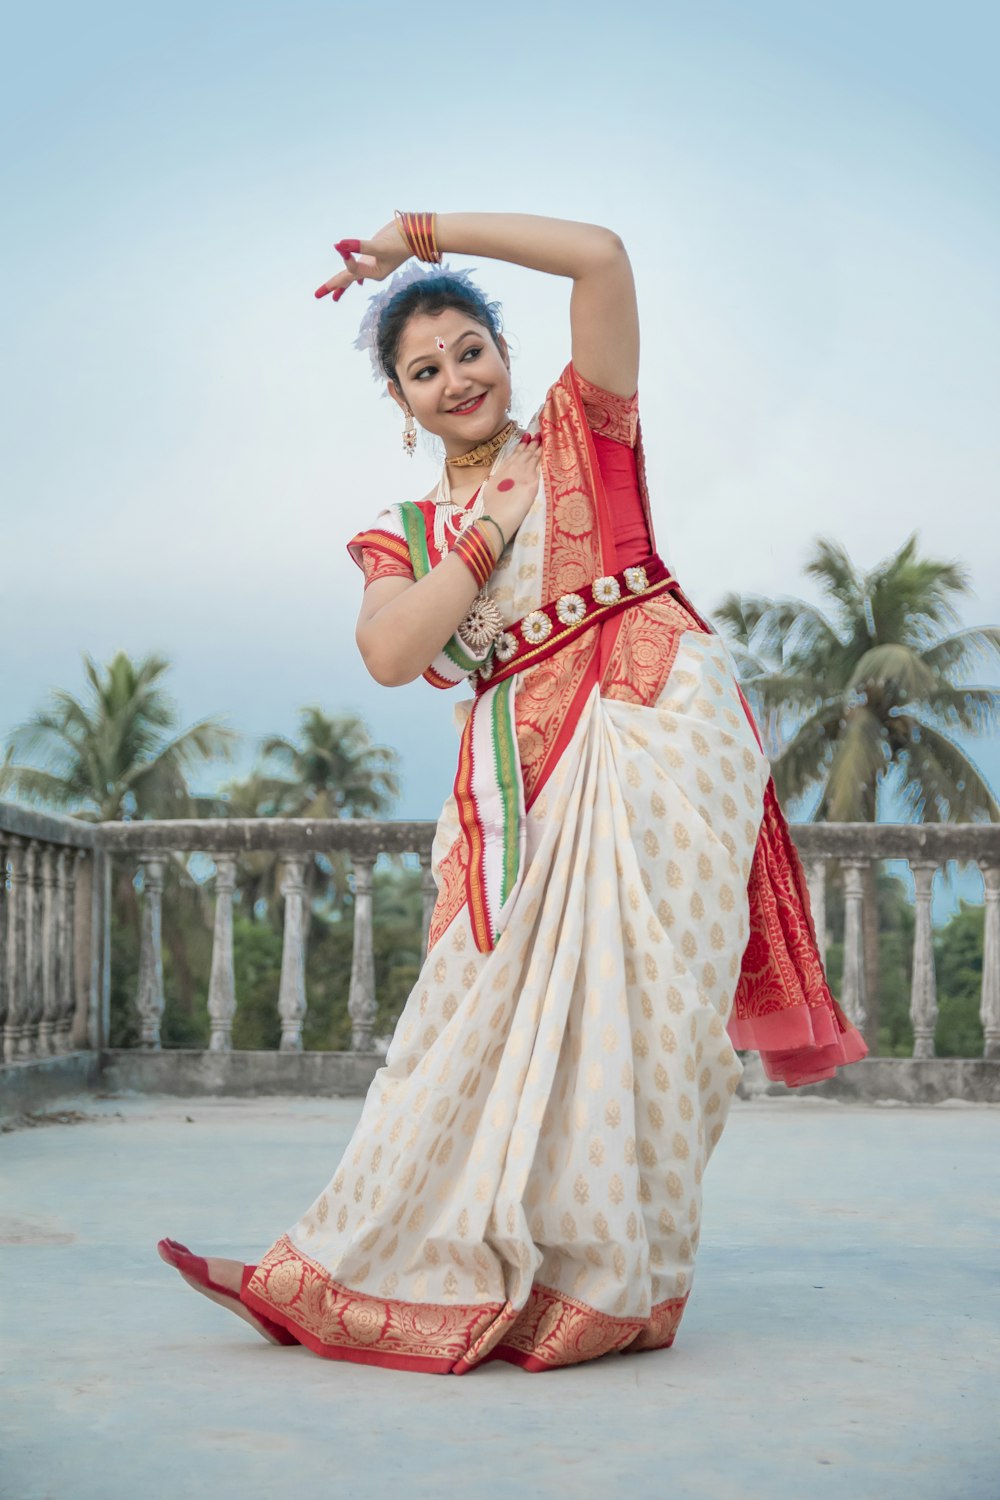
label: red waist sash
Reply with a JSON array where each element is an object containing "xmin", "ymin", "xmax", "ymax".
[{"xmin": 475, "ymin": 553, "xmax": 675, "ymax": 693}]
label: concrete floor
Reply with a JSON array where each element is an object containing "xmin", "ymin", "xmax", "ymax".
[{"xmin": 1, "ymin": 1093, "xmax": 998, "ymax": 1500}]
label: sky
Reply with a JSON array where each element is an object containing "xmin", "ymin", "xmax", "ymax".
[{"xmin": 2, "ymin": 0, "xmax": 998, "ymax": 908}]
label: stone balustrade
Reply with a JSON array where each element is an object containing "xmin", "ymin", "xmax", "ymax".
[
  {"xmin": 0, "ymin": 803, "xmax": 99, "ymax": 1063},
  {"xmin": 2, "ymin": 800, "xmax": 999, "ymax": 1066}
]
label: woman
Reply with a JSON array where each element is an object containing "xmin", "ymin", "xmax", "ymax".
[{"xmin": 158, "ymin": 211, "xmax": 867, "ymax": 1372}]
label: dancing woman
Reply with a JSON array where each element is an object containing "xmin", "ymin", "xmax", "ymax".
[{"xmin": 159, "ymin": 212, "xmax": 867, "ymax": 1372}]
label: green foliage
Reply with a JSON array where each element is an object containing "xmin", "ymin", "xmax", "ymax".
[
  {"xmin": 825, "ymin": 871, "xmax": 984, "ymax": 1057},
  {"xmin": 2, "ymin": 650, "xmax": 237, "ymax": 821},
  {"xmin": 231, "ymin": 915, "xmax": 287, "ymax": 1050},
  {"xmin": 131, "ymin": 859, "xmax": 427, "ymax": 1052},
  {"xmin": 716, "ymin": 534, "xmax": 1000, "ymax": 822},
  {"xmin": 934, "ymin": 901, "xmax": 986, "ymax": 1057}
]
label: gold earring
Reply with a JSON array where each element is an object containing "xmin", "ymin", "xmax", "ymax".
[{"xmin": 402, "ymin": 409, "xmax": 417, "ymax": 457}]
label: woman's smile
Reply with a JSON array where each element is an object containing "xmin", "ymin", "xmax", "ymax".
[{"xmin": 447, "ymin": 393, "xmax": 487, "ymax": 415}]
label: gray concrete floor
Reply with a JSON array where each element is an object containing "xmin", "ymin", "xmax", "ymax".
[{"xmin": 1, "ymin": 1093, "xmax": 998, "ymax": 1500}]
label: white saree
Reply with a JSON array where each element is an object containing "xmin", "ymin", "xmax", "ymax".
[{"xmin": 243, "ymin": 363, "xmax": 861, "ymax": 1371}]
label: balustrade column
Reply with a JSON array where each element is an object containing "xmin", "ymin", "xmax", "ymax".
[
  {"xmin": 208, "ymin": 856, "xmax": 238, "ymax": 1051},
  {"xmin": 3, "ymin": 838, "xmax": 28, "ymax": 1062},
  {"xmin": 0, "ymin": 835, "xmax": 8, "ymax": 1043},
  {"xmin": 55, "ymin": 849, "xmax": 77, "ymax": 1053},
  {"xmin": 805, "ymin": 859, "xmax": 827, "ymax": 966},
  {"xmin": 419, "ymin": 850, "xmax": 438, "ymax": 957},
  {"xmin": 348, "ymin": 855, "xmax": 377, "ymax": 1052},
  {"xmin": 136, "ymin": 853, "xmax": 167, "ymax": 1049},
  {"xmin": 840, "ymin": 862, "xmax": 868, "ymax": 1034},
  {"xmin": 38, "ymin": 846, "xmax": 58, "ymax": 1056},
  {"xmin": 24, "ymin": 841, "xmax": 44, "ymax": 1057},
  {"xmin": 980, "ymin": 864, "xmax": 1000, "ymax": 1060},
  {"xmin": 277, "ymin": 856, "xmax": 308, "ymax": 1051},
  {"xmin": 909, "ymin": 861, "xmax": 938, "ymax": 1059}
]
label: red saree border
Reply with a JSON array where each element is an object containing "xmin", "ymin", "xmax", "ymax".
[{"xmin": 243, "ymin": 1234, "xmax": 689, "ymax": 1376}]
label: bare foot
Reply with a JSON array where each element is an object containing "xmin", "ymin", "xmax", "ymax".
[{"xmin": 156, "ymin": 1239, "xmax": 296, "ymax": 1346}]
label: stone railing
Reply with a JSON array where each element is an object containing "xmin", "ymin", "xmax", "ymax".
[
  {"xmin": 1, "ymin": 801, "xmax": 998, "ymax": 1064},
  {"xmin": 0, "ymin": 803, "xmax": 100, "ymax": 1062},
  {"xmin": 793, "ymin": 822, "xmax": 1000, "ymax": 1060}
]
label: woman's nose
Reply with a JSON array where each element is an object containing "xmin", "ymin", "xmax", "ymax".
[{"xmin": 442, "ymin": 361, "xmax": 473, "ymax": 394}]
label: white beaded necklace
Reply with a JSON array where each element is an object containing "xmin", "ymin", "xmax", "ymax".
[{"xmin": 432, "ymin": 426, "xmax": 522, "ymax": 556}]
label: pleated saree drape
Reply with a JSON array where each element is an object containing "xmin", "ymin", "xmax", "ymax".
[{"xmin": 242, "ymin": 364, "xmax": 866, "ymax": 1372}]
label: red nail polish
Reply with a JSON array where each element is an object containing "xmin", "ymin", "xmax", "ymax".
[
  {"xmin": 314, "ymin": 286, "xmax": 330, "ymax": 299},
  {"xmin": 334, "ymin": 239, "xmax": 361, "ymax": 255},
  {"xmin": 332, "ymin": 288, "xmax": 344, "ymax": 302}
]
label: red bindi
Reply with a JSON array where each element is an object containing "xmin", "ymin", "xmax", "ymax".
[{"xmin": 496, "ymin": 478, "xmax": 515, "ymax": 492}]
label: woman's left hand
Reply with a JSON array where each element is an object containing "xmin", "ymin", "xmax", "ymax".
[{"xmin": 314, "ymin": 219, "xmax": 411, "ymax": 301}]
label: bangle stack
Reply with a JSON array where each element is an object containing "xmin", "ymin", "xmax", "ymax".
[
  {"xmin": 452, "ymin": 522, "xmax": 497, "ymax": 589},
  {"xmin": 394, "ymin": 211, "xmax": 441, "ymax": 264}
]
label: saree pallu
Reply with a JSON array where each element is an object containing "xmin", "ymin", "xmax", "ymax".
[{"xmin": 243, "ymin": 364, "xmax": 866, "ymax": 1373}]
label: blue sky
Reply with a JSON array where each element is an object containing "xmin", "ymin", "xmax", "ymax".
[{"xmin": 3, "ymin": 0, "xmax": 998, "ymax": 911}]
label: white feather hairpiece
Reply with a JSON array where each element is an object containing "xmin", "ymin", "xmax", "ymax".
[{"xmin": 352, "ymin": 260, "xmax": 484, "ymax": 385}]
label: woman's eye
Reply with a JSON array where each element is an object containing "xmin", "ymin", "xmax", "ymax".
[
  {"xmin": 415, "ymin": 366, "xmax": 436, "ymax": 380},
  {"xmin": 462, "ymin": 347, "xmax": 481, "ymax": 361}
]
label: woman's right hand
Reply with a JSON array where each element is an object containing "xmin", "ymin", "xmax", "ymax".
[{"xmin": 480, "ymin": 433, "xmax": 543, "ymax": 554}]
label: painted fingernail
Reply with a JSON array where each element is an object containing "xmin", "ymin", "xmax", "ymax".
[
  {"xmin": 532, "ymin": 433, "xmax": 543, "ymax": 444},
  {"xmin": 357, "ymin": 278, "xmax": 365, "ymax": 286},
  {"xmin": 334, "ymin": 239, "xmax": 361, "ymax": 256},
  {"xmin": 314, "ymin": 285, "xmax": 330, "ymax": 299},
  {"xmin": 332, "ymin": 288, "xmax": 345, "ymax": 302},
  {"xmin": 519, "ymin": 433, "xmax": 532, "ymax": 445}
]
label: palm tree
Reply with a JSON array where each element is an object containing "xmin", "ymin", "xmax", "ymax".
[
  {"xmin": 3, "ymin": 649, "xmax": 238, "ymax": 821},
  {"xmin": 716, "ymin": 533, "xmax": 1000, "ymax": 1043},
  {"xmin": 221, "ymin": 707, "xmax": 402, "ymax": 927},
  {"xmin": 257, "ymin": 707, "xmax": 401, "ymax": 821}
]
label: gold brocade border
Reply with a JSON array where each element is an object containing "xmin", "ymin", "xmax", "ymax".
[{"xmin": 245, "ymin": 1235, "xmax": 689, "ymax": 1374}]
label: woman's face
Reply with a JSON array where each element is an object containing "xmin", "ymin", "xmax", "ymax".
[{"xmin": 388, "ymin": 308, "xmax": 511, "ymax": 457}]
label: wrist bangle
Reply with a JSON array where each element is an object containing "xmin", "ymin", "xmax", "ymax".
[
  {"xmin": 479, "ymin": 514, "xmax": 507, "ymax": 554},
  {"xmin": 452, "ymin": 524, "xmax": 495, "ymax": 590},
  {"xmin": 393, "ymin": 211, "xmax": 442, "ymax": 265}
]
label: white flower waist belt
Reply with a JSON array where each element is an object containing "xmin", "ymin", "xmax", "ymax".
[{"xmin": 473, "ymin": 553, "xmax": 677, "ymax": 694}]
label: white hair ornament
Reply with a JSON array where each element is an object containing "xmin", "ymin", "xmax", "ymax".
[{"xmin": 352, "ymin": 261, "xmax": 485, "ymax": 384}]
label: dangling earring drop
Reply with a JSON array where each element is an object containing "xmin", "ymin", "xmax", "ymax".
[{"xmin": 402, "ymin": 409, "xmax": 417, "ymax": 458}]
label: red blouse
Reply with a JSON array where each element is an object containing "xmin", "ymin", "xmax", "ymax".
[
  {"xmin": 358, "ymin": 368, "xmax": 651, "ymax": 587},
  {"xmin": 575, "ymin": 368, "xmax": 651, "ymax": 569}
]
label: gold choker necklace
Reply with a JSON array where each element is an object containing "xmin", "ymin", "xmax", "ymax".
[{"xmin": 447, "ymin": 419, "xmax": 520, "ymax": 468}]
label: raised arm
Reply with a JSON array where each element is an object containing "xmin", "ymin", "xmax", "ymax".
[{"xmin": 316, "ymin": 212, "xmax": 640, "ymax": 397}]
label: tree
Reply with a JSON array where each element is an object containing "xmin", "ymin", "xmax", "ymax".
[
  {"xmin": 256, "ymin": 707, "xmax": 401, "ymax": 821},
  {"xmin": 2, "ymin": 649, "xmax": 238, "ymax": 822},
  {"xmin": 717, "ymin": 534, "xmax": 1000, "ymax": 1046},
  {"xmin": 219, "ymin": 707, "xmax": 402, "ymax": 926}
]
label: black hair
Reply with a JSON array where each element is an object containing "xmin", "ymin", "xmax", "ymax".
[{"xmin": 375, "ymin": 274, "xmax": 504, "ymax": 386}]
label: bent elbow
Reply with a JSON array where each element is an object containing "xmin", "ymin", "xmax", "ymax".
[
  {"xmin": 592, "ymin": 226, "xmax": 628, "ymax": 264},
  {"xmin": 357, "ymin": 636, "xmax": 417, "ymax": 689}
]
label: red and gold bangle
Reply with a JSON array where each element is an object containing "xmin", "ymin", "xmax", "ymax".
[
  {"xmin": 394, "ymin": 210, "xmax": 441, "ymax": 264},
  {"xmin": 452, "ymin": 523, "xmax": 495, "ymax": 590}
]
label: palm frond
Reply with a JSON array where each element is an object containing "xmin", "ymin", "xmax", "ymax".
[
  {"xmin": 769, "ymin": 704, "xmax": 845, "ymax": 805},
  {"xmin": 919, "ymin": 626, "xmax": 1000, "ymax": 679},
  {"xmin": 895, "ymin": 719, "xmax": 999, "ymax": 823}
]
